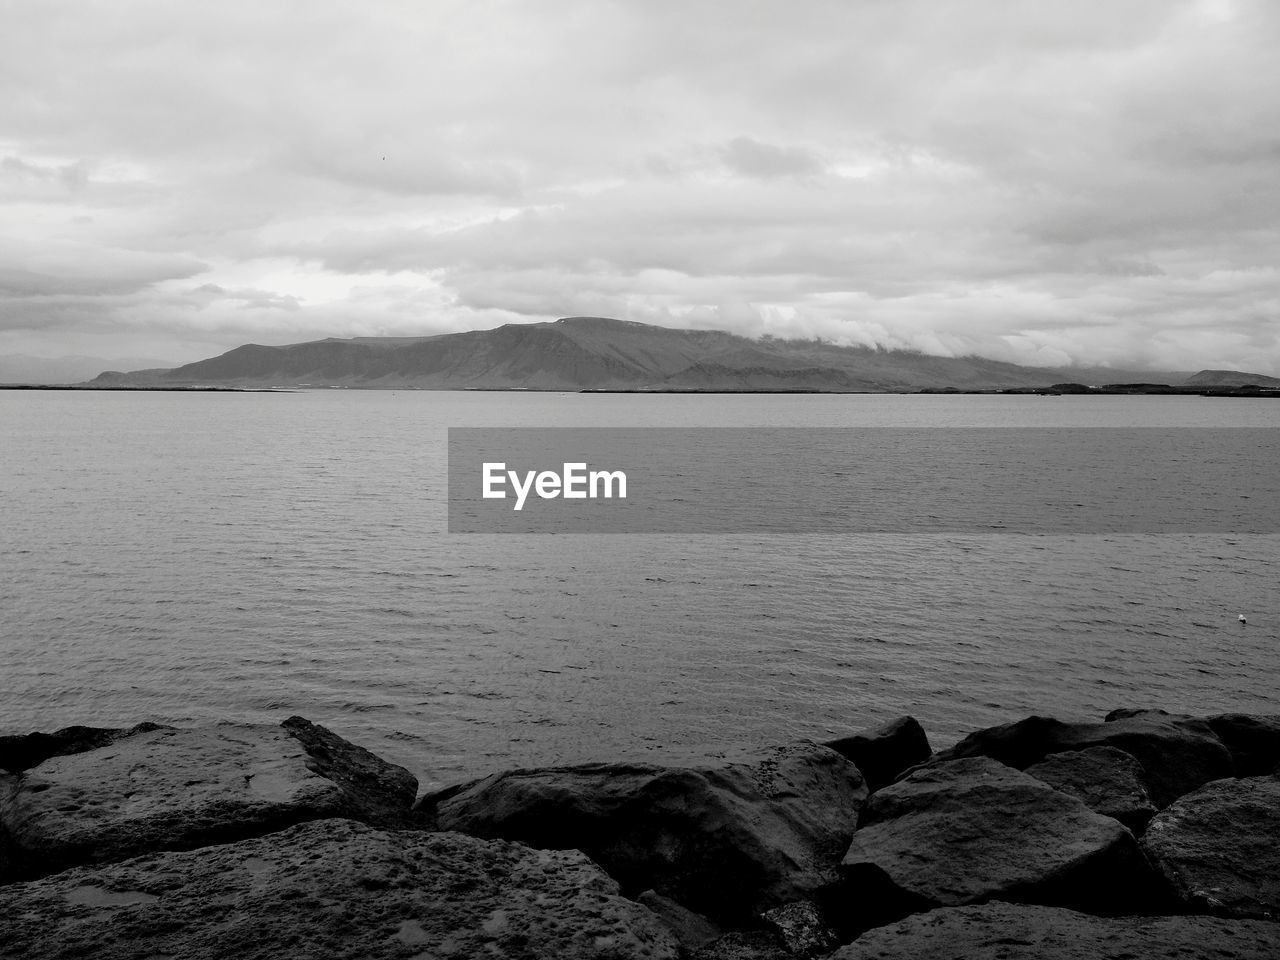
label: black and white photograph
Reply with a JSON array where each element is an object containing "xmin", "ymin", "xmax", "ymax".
[{"xmin": 2, "ymin": 2, "xmax": 1279, "ymax": 957}]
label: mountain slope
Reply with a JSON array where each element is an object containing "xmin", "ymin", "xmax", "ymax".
[
  {"xmin": 1183, "ymin": 369, "xmax": 1280, "ymax": 388},
  {"xmin": 90, "ymin": 316, "xmax": 1190, "ymax": 391}
]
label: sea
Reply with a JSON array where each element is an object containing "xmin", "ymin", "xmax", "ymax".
[{"xmin": 2, "ymin": 390, "xmax": 1278, "ymax": 794}]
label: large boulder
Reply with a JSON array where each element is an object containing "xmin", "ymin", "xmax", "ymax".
[
  {"xmin": 278, "ymin": 715, "xmax": 418, "ymax": 826},
  {"xmin": 0, "ymin": 818, "xmax": 679, "ymax": 960},
  {"xmin": 0, "ymin": 719, "xmax": 417, "ymax": 877},
  {"xmin": 637, "ymin": 889, "xmax": 723, "ymax": 952},
  {"xmin": 432, "ymin": 741, "xmax": 868, "ymax": 924},
  {"xmin": 1207, "ymin": 714, "xmax": 1280, "ymax": 777},
  {"xmin": 827, "ymin": 901, "xmax": 1280, "ymax": 960},
  {"xmin": 1025, "ymin": 746, "xmax": 1157, "ymax": 831},
  {"xmin": 822, "ymin": 716, "xmax": 931, "ymax": 792},
  {"xmin": 839, "ymin": 757, "xmax": 1162, "ymax": 926},
  {"xmin": 1141, "ymin": 774, "xmax": 1280, "ymax": 919},
  {"xmin": 0, "ymin": 816, "xmax": 17, "ymax": 885},
  {"xmin": 0, "ymin": 722, "xmax": 170, "ymax": 772},
  {"xmin": 1105, "ymin": 708, "xmax": 1280, "ymax": 778},
  {"xmin": 935, "ymin": 713, "xmax": 1232, "ymax": 807}
]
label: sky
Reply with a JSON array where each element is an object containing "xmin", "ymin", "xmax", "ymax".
[{"xmin": 2, "ymin": 0, "xmax": 1278, "ymax": 373}]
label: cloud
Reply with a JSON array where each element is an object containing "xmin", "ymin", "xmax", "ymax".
[
  {"xmin": 0, "ymin": 238, "xmax": 206, "ymax": 298},
  {"xmin": 0, "ymin": 0, "xmax": 1277, "ymax": 373},
  {"xmin": 190, "ymin": 283, "xmax": 302, "ymax": 312},
  {"xmin": 719, "ymin": 137, "xmax": 827, "ymax": 180},
  {"xmin": 1, "ymin": 155, "xmax": 90, "ymax": 195}
]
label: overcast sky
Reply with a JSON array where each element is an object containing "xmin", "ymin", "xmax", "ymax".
[{"xmin": 2, "ymin": 0, "xmax": 1278, "ymax": 372}]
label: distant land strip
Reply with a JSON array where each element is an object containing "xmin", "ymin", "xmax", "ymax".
[
  {"xmin": 11, "ymin": 317, "xmax": 1280, "ymax": 393},
  {"xmin": 0, "ymin": 385, "xmax": 288, "ymax": 393}
]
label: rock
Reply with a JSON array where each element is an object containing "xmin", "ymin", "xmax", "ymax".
[
  {"xmin": 637, "ymin": 889, "xmax": 723, "ymax": 951},
  {"xmin": 433, "ymin": 741, "xmax": 868, "ymax": 924},
  {"xmin": 279, "ymin": 715, "xmax": 417, "ymax": 826},
  {"xmin": 1105, "ymin": 709, "xmax": 1280, "ymax": 779},
  {"xmin": 1207, "ymin": 714, "xmax": 1280, "ymax": 777},
  {"xmin": 1103, "ymin": 707, "xmax": 1193, "ymax": 723},
  {"xmin": 839, "ymin": 757, "xmax": 1162, "ymax": 927},
  {"xmin": 0, "ymin": 722, "xmax": 170, "ymax": 772},
  {"xmin": 0, "ymin": 806, "xmax": 18, "ymax": 885},
  {"xmin": 822, "ymin": 717, "xmax": 931, "ymax": 792},
  {"xmin": 1141, "ymin": 774, "xmax": 1280, "ymax": 919},
  {"xmin": 1104, "ymin": 708, "xmax": 1280, "ymax": 778},
  {"xmin": 0, "ymin": 818, "xmax": 680, "ymax": 960},
  {"xmin": 935, "ymin": 713, "xmax": 1232, "ymax": 807},
  {"xmin": 0, "ymin": 720, "xmax": 418, "ymax": 877},
  {"xmin": 1025, "ymin": 746, "xmax": 1157, "ymax": 831},
  {"xmin": 759, "ymin": 900, "xmax": 839, "ymax": 956},
  {"xmin": 689, "ymin": 931, "xmax": 791, "ymax": 960},
  {"xmin": 827, "ymin": 901, "xmax": 1280, "ymax": 960}
]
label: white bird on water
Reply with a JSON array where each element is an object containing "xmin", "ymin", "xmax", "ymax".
[{"xmin": 1238, "ymin": 614, "xmax": 1247, "ymax": 624}]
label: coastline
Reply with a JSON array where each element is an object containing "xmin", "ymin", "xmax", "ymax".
[
  {"xmin": 2, "ymin": 709, "xmax": 1277, "ymax": 958},
  {"xmin": 4, "ymin": 383, "xmax": 1276, "ymax": 396},
  {"xmin": 0, "ymin": 385, "xmax": 289, "ymax": 392}
]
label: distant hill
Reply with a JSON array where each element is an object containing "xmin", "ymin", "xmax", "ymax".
[
  {"xmin": 89, "ymin": 317, "xmax": 1191, "ymax": 392},
  {"xmin": 1183, "ymin": 369, "xmax": 1280, "ymax": 388}
]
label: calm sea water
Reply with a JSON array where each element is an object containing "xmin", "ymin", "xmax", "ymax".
[{"xmin": 2, "ymin": 391, "xmax": 1278, "ymax": 793}]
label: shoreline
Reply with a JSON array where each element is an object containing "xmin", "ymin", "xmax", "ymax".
[
  {"xmin": 2, "ymin": 708, "xmax": 1277, "ymax": 958},
  {"xmin": 0, "ymin": 384, "xmax": 289, "ymax": 392},
  {"xmin": 5, "ymin": 382, "xmax": 1279, "ymax": 396}
]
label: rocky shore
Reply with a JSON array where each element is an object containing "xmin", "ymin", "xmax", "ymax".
[{"xmin": 1, "ymin": 709, "xmax": 1277, "ymax": 959}]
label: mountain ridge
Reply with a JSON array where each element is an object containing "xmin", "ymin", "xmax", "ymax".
[
  {"xmin": 86, "ymin": 316, "xmax": 1223, "ymax": 391},
  {"xmin": 1182, "ymin": 369, "xmax": 1280, "ymax": 388}
]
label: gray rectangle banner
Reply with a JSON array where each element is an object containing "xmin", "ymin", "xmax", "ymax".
[{"xmin": 447, "ymin": 428, "xmax": 1280, "ymax": 533}]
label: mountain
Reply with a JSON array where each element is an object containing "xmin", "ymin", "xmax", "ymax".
[
  {"xmin": 1182, "ymin": 369, "xmax": 1280, "ymax": 388},
  {"xmin": 89, "ymin": 317, "xmax": 1189, "ymax": 392}
]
